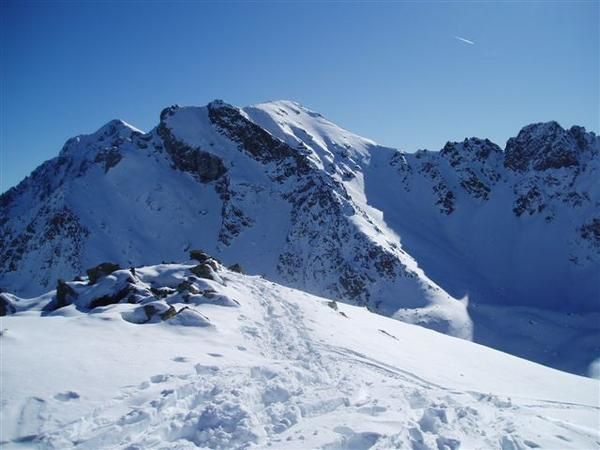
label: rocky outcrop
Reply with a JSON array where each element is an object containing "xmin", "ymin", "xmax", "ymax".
[
  {"xmin": 228, "ymin": 263, "xmax": 243, "ymax": 273},
  {"xmin": 189, "ymin": 250, "xmax": 212, "ymax": 263},
  {"xmin": 504, "ymin": 122, "xmax": 597, "ymax": 172},
  {"xmin": 579, "ymin": 218, "xmax": 600, "ymax": 254},
  {"xmin": 87, "ymin": 262, "xmax": 121, "ymax": 285},
  {"xmin": 207, "ymin": 100, "xmax": 295, "ymax": 163},
  {"xmin": 158, "ymin": 108, "xmax": 227, "ymax": 183},
  {"xmin": 0, "ymin": 294, "xmax": 16, "ymax": 316},
  {"xmin": 94, "ymin": 148, "xmax": 122, "ymax": 173},
  {"xmin": 54, "ymin": 279, "xmax": 77, "ymax": 310}
]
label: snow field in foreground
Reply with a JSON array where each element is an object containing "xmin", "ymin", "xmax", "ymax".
[{"xmin": 1, "ymin": 265, "xmax": 599, "ymax": 449}]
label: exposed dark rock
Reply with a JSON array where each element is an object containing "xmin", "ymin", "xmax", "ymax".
[
  {"xmin": 189, "ymin": 250, "xmax": 211, "ymax": 262},
  {"xmin": 191, "ymin": 263, "xmax": 216, "ymax": 280},
  {"xmin": 0, "ymin": 205, "xmax": 89, "ymax": 292},
  {"xmin": 513, "ymin": 187, "xmax": 544, "ymax": 217},
  {"xmin": 150, "ymin": 287, "xmax": 176, "ymax": 298},
  {"xmin": 87, "ymin": 279, "xmax": 153, "ymax": 310},
  {"xmin": 441, "ymin": 138, "xmax": 502, "ymax": 167},
  {"xmin": 137, "ymin": 302, "xmax": 173, "ymax": 322},
  {"xmin": 327, "ymin": 300, "xmax": 338, "ymax": 311},
  {"xmin": 54, "ymin": 279, "xmax": 77, "ymax": 310},
  {"xmin": 434, "ymin": 185, "xmax": 455, "ymax": 215},
  {"xmin": 0, "ymin": 294, "xmax": 16, "ymax": 316},
  {"xmin": 44, "ymin": 208, "xmax": 88, "ymax": 242},
  {"xmin": 215, "ymin": 177, "xmax": 255, "ymax": 246},
  {"xmin": 177, "ymin": 280, "xmax": 200, "ymax": 294},
  {"xmin": 0, "ymin": 186, "xmax": 17, "ymax": 209},
  {"xmin": 205, "ymin": 259, "xmax": 219, "ymax": 271},
  {"xmin": 460, "ymin": 173, "xmax": 491, "ymax": 200},
  {"xmin": 372, "ymin": 249, "xmax": 398, "ymax": 278},
  {"xmin": 160, "ymin": 305, "xmax": 179, "ymax": 321},
  {"xmin": 88, "ymin": 285, "xmax": 133, "ymax": 309},
  {"xmin": 202, "ymin": 289, "xmax": 218, "ymax": 298},
  {"xmin": 157, "ymin": 119, "xmax": 227, "ymax": 183},
  {"xmin": 94, "ymin": 148, "xmax": 122, "ymax": 173},
  {"xmin": 339, "ymin": 271, "xmax": 368, "ymax": 303},
  {"xmin": 504, "ymin": 122, "xmax": 593, "ymax": 172},
  {"xmin": 142, "ymin": 304, "xmax": 159, "ymax": 321},
  {"xmin": 208, "ymin": 100, "xmax": 295, "ymax": 163},
  {"xmin": 140, "ymin": 302, "xmax": 185, "ymax": 322},
  {"xmin": 87, "ymin": 262, "xmax": 121, "ymax": 285},
  {"xmin": 228, "ymin": 263, "xmax": 243, "ymax": 274},
  {"xmin": 160, "ymin": 105, "xmax": 180, "ymax": 121},
  {"xmin": 207, "ymin": 100, "xmax": 312, "ymax": 179},
  {"xmin": 561, "ymin": 191, "xmax": 589, "ymax": 208},
  {"xmin": 579, "ymin": 218, "xmax": 600, "ymax": 252}
]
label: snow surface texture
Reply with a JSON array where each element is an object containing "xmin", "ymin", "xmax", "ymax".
[
  {"xmin": 0, "ymin": 100, "xmax": 599, "ymax": 376},
  {"xmin": 2, "ymin": 261, "xmax": 599, "ymax": 449}
]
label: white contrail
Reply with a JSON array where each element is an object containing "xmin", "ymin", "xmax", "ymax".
[{"xmin": 454, "ymin": 36, "xmax": 475, "ymax": 45}]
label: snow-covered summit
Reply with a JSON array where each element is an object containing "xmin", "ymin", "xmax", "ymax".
[
  {"xmin": 244, "ymin": 99, "xmax": 375, "ymax": 171},
  {"xmin": 58, "ymin": 119, "xmax": 143, "ymax": 156},
  {"xmin": 1, "ymin": 99, "xmax": 598, "ymax": 376}
]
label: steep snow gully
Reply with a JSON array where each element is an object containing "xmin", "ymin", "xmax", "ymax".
[{"xmin": 1, "ymin": 260, "xmax": 599, "ymax": 449}]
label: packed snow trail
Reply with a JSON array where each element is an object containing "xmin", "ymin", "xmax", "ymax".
[{"xmin": 1, "ymin": 264, "xmax": 599, "ymax": 449}]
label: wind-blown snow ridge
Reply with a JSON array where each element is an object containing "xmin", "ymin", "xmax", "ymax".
[
  {"xmin": 0, "ymin": 99, "xmax": 598, "ymax": 376},
  {"xmin": 1, "ymin": 258, "xmax": 599, "ymax": 449}
]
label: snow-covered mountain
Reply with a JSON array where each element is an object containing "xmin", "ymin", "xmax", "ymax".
[
  {"xmin": 1, "ymin": 99, "xmax": 599, "ymax": 374},
  {"xmin": 2, "ymin": 258, "xmax": 599, "ymax": 449}
]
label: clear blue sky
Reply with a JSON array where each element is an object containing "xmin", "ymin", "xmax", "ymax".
[{"xmin": 1, "ymin": 1, "xmax": 598, "ymax": 192}]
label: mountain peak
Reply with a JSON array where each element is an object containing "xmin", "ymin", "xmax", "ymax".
[
  {"xmin": 518, "ymin": 120, "xmax": 564, "ymax": 137},
  {"xmin": 250, "ymin": 99, "xmax": 324, "ymax": 119},
  {"xmin": 1, "ymin": 100, "xmax": 598, "ymax": 378},
  {"xmin": 440, "ymin": 137, "xmax": 503, "ymax": 166},
  {"xmin": 58, "ymin": 118, "xmax": 143, "ymax": 158},
  {"xmin": 504, "ymin": 120, "xmax": 597, "ymax": 171},
  {"xmin": 91, "ymin": 118, "xmax": 143, "ymax": 140},
  {"xmin": 207, "ymin": 99, "xmax": 237, "ymax": 110}
]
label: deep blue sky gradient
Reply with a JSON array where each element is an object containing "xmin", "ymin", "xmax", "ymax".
[{"xmin": 1, "ymin": 1, "xmax": 598, "ymax": 191}]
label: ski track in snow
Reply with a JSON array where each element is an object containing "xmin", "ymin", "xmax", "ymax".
[{"xmin": 5, "ymin": 278, "xmax": 595, "ymax": 450}]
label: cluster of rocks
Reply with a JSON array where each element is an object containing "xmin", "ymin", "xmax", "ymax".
[{"xmin": 0, "ymin": 251, "xmax": 245, "ymax": 328}]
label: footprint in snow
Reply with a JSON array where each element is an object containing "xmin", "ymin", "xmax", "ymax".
[
  {"xmin": 322, "ymin": 426, "xmax": 381, "ymax": 450},
  {"xmin": 172, "ymin": 356, "xmax": 189, "ymax": 363},
  {"xmin": 357, "ymin": 405, "xmax": 387, "ymax": 416},
  {"xmin": 16, "ymin": 397, "xmax": 47, "ymax": 440},
  {"xmin": 150, "ymin": 374, "xmax": 172, "ymax": 383},
  {"xmin": 54, "ymin": 391, "xmax": 80, "ymax": 401}
]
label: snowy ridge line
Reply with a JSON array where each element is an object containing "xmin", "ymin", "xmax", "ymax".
[{"xmin": 0, "ymin": 99, "xmax": 599, "ymax": 377}]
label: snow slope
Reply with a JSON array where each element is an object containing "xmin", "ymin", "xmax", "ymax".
[
  {"xmin": 244, "ymin": 101, "xmax": 600, "ymax": 313},
  {"xmin": 1, "ymin": 99, "xmax": 598, "ymax": 376},
  {"xmin": 1, "ymin": 260, "xmax": 599, "ymax": 449},
  {"xmin": 0, "ymin": 100, "xmax": 470, "ymax": 339}
]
